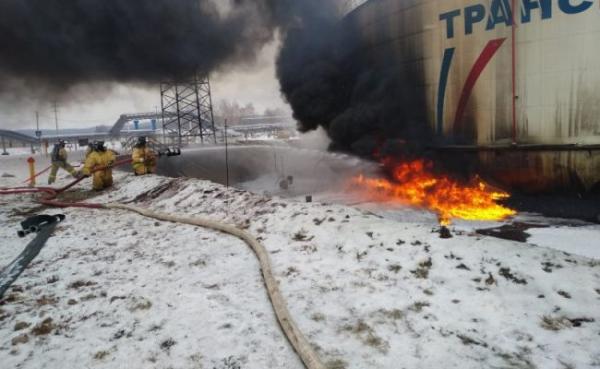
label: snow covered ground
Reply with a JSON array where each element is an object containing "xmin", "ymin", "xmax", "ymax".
[
  {"xmin": 1, "ymin": 153, "xmax": 600, "ymax": 369},
  {"xmin": 1, "ymin": 147, "xmax": 37, "ymax": 156}
]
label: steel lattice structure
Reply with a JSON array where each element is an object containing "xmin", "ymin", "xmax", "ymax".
[{"xmin": 160, "ymin": 74, "xmax": 216, "ymax": 145}]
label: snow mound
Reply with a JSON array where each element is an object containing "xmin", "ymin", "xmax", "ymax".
[{"xmin": 1, "ymin": 173, "xmax": 599, "ymax": 369}]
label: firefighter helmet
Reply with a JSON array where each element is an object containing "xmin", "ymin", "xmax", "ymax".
[{"xmin": 95, "ymin": 141, "xmax": 106, "ymax": 152}]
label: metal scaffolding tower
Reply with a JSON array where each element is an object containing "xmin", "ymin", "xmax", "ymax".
[{"xmin": 160, "ymin": 73, "xmax": 216, "ymax": 145}]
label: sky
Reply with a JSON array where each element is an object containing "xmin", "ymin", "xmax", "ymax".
[{"xmin": 0, "ymin": 39, "xmax": 290, "ymax": 131}]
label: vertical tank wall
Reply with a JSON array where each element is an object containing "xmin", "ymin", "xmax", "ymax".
[{"xmin": 345, "ymin": 0, "xmax": 600, "ymax": 191}]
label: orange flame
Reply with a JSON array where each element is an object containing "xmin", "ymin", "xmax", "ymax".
[{"xmin": 351, "ymin": 159, "xmax": 516, "ymax": 225}]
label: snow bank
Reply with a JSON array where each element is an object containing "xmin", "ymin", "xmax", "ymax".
[{"xmin": 1, "ymin": 168, "xmax": 599, "ymax": 369}]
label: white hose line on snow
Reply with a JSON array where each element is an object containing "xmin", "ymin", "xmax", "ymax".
[{"xmin": 106, "ymin": 203, "xmax": 326, "ymax": 369}]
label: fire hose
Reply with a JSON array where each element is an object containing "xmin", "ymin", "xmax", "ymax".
[
  {"xmin": 0, "ymin": 214, "xmax": 65, "ymax": 299},
  {"xmin": 21, "ymin": 163, "xmax": 83, "ymax": 185},
  {"xmin": 108, "ymin": 203, "xmax": 325, "ymax": 369},
  {"xmin": 0, "ymin": 159, "xmax": 326, "ymax": 369},
  {"xmin": 21, "ymin": 164, "xmax": 52, "ymax": 184}
]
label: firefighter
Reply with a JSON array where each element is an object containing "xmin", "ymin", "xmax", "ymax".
[
  {"xmin": 48, "ymin": 140, "xmax": 77, "ymax": 185},
  {"xmin": 84, "ymin": 142, "xmax": 95, "ymax": 159},
  {"xmin": 82, "ymin": 141, "xmax": 116, "ymax": 191},
  {"xmin": 131, "ymin": 136, "xmax": 157, "ymax": 175}
]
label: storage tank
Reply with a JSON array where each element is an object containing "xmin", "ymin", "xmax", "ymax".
[{"xmin": 344, "ymin": 0, "xmax": 600, "ymax": 193}]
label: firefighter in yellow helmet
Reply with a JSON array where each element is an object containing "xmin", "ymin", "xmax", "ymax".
[
  {"xmin": 48, "ymin": 140, "xmax": 77, "ymax": 185},
  {"xmin": 131, "ymin": 137, "xmax": 157, "ymax": 175},
  {"xmin": 82, "ymin": 141, "xmax": 116, "ymax": 191}
]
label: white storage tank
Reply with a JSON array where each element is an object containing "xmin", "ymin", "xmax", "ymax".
[{"xmin": 345, "ymin": 0, "xmax": 600, "ymax": 192}]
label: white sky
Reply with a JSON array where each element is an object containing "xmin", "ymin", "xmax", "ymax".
[{"xmin": 0, "ymin": 40, "xmax": 290, "ymax": 131}]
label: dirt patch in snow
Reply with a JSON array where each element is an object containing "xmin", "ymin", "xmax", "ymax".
[
  {"xmin": 128, "ymin": 296, "xmax": 153, "ymax": 312},
  {"xmin": 341, "ymin": 320, "xmax": 390, "ymax": 354},
  {"xmin": 13, "ymin": 321, "xmax": 31, "ymax": 331},
  {"xmin": 128, "ymin": 179, "xmax": 179, "ymax": 203},
  {"xmin": 498, "ymin": 267, "xmax": 527, "ymax": 285},
  {"xmin": 68, "ymin": 280, "xmax": 97, "ymax": 289},
  {"xmin": 31, "ymin": 317, "xmax": 55, "ymax": 336},
  {"xmin": 477, "ymin": 222, "xmax": 549, "ymax": 242},
  {"xmin": 326, "ymin": 359, "xmax": 348, "ymax": 369},
  {"xmin": 411, "ymin": 257, "xmax": 432, "ymax": 279}
]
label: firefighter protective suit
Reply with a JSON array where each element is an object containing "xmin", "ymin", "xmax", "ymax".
[
  {"xmin": 84, "ymin": 144, "xmax": 94, "ymax": 159},
  {"xmin": 48, "ymin": 145, "xmax": 77, "ymax": 185},
  {"xmin": 132, "ymin": 146, "xmax": 157, "ymax": 175},
  {"xmin": 83, "ymin": 150, "xmax": 116, "ymax": 191}
]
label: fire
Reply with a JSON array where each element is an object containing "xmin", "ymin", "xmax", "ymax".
[{"xmin": 351, "ymin": 159, "xmax": 516, "ymax": 225}]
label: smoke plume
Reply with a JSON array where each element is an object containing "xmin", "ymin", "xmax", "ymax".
[
  {"xmin": 0, "ymin": 0, "xmax": 331, "ymax": 95},
  {"xmin": 1, "ymin": 0, "xmax": 430, "ymax": 157},
  {"xmin": 276, "ymin": 5, "xmax": 431, "ymax": 157}
]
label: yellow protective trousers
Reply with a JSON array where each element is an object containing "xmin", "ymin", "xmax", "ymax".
[
  {"xmin": 132, "ymin": 147, "xmax": 157, "ymax": 175},
  {"xmin": 91, "ymin": 170, "xmax": 114, "ymax": 191},
  {"xmin": 48, "ymin": 161, "xmax": 77, "ymax": 185}
]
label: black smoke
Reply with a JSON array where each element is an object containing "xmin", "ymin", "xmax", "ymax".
[
  {"xmin": 1, "ymin": 0, "xmax": 431, "ymax": 157},
  {"xmin": 0, "ymin": 0, "xmax": 331, "ymax": 94},
  {"xmin": 277, "ymin": 5, "xmax": 432, "ymax": 158}
]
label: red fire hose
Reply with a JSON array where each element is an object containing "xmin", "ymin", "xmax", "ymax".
[
  {"xmin": 21, "ymin": 165, "xmax": 52, "ymax": 184},
  {"xmin": 1, "ymin": 158, "xmax": 132, "ymax": 209},
  {"xmin": 21, "ymin": 163, "xmax": 83, "ymax": 185}
]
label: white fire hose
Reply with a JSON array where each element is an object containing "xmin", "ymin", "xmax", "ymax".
[{"xmin": 106, "ymin": 203, "xmax": 326, "ymax": 369}]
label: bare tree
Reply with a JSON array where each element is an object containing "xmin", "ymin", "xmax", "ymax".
[
  {"xmin": 240, "ymin": 103, "xmax": 256, "ymax": 117},
  {"xmin": 215, "ymin": 99, "xmax": 243, "ymax": 125},
  {"xmin": 215, "ymin": 100, "xmax": 259, "ymax": 125},
  {"xmin": 263, "ymin": 107, "xmax": 287, "ymax": 117},
  {"xmin": 216, "ymin": 99, "xmax": 289, "ymax": 125}
]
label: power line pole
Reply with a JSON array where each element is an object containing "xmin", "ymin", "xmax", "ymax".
[
  {"xmin": 224, "ymin": 119, "xmax": 229, "ymax": 189},
  {"xmin": 53, "ymin": 102, "xmax": 59, "ymax": 137},
  {"xmin": 35, "ymin": 111, "xmax": 42, "ymax": 149}
]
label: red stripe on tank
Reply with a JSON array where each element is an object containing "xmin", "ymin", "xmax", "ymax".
[
  {"xmin": 511, "ymin": 0, "xmax": 518, "ymax": 144},
  {"xmin": 453, "ymin": 38, "xmax": 506, "ymax": 132}
]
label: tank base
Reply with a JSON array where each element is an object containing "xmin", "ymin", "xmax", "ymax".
[{"xmin": 431, "ymin": 144, "xmax": 600, "ymax": 194}]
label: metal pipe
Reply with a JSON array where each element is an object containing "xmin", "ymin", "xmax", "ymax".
[
  {"xmin": 430, "ymin": 144, "xmax": 600, "ymax": 152},
  {"xmin": 224, "ymin": 119, "xmax": 229, "ymax": 188},
  {"xmin": 54, "ymin": 101, "xmax": 59, "ymax": 136},
  {"xmin": 511, "ymin": 0, "xmax": 518, "ymax": 144}
]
